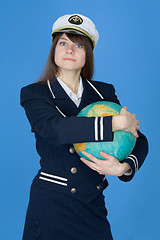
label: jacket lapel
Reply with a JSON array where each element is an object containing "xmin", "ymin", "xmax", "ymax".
[
  {"xmin": 50, "ymin": 78, "xmax": 103, "ymax": 116},
  {"xmin": 50, "ymin": 78, "xmax": 79, "ymax": 116},
  {"xmin": 78, "ymin": 79, "xmax": 103, "ymax": 111}
]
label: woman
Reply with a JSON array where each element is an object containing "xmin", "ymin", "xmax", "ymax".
[{"xmin": 20, "ymin": 14, "xmax": 148, "ymax": 240}]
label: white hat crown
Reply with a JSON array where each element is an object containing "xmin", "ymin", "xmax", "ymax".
[{"xmin": 52, "ymin": 14, "xmax": 99, "ymax": 48}]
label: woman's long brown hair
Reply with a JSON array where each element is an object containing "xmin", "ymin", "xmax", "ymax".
[{"xmin": 36, "ymin": 33, "xmax": 94, "ymax": 83}]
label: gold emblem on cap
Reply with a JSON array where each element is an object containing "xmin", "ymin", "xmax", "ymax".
[{"xmin": 68, "ymin": 15, "xmax": 83, "ymax": 25}]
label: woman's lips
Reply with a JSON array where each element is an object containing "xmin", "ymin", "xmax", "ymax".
[{"xmin": 63, "ymin": 58, "xmax": 76, "ymax": 61}]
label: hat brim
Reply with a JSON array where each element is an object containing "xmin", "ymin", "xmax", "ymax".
[
  {"xmin": 52, "ymin": 28, "xmax": 87, "ymax": 37},
  {"xmin": 52, "ymin": 28, "xmax": 94, "ymax": 48}
]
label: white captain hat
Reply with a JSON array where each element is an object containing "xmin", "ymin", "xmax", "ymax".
[{"xmin": 51, "ymin": 14, "xmax": 99, "ymax": 48}]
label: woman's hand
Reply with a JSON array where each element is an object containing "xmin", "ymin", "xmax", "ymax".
[
  {"xmin": 80, "ymin": 151, "xmax": 131, "ymax": 176},
  {"xmin": 112, "ymin": 106, "xmax": 140, "ymax": 138}
]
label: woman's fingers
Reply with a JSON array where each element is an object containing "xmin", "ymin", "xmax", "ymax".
[
  {"xmin": 80, "ymin": 151, "xmax": 126, "ymax": 176},
  {"xmin": 123, "ymin": 106, "xmax": 128, "ymax": 111},
  {"xmin": 81, "ymin": 151, "xmax": 101, "ymax": 163},
  {"xmin": 119, "ymin": 106, "xmax": 140, "ymax": 138},
  {"xmin": 132, "ymin": 113, "xmax": 136, "ymax": 118},
  {"xmin": 99, "ymin": 151, "xmax": 110, "ymax": 160},
  {"xmin": 120, "ymin": 106, "xmax": 128, "ymax": 114},
  {"xmin": 80, "ymin": 157, "xmax": 97, "ymax": 170},
  {"xmin": 132, "ymin": 130, "xmax": 139, "ymax": 138},
  {"xmin": 81, "ymin": 151, "xmax": 105, "ymax": 172},
  {"xmin": 82, "ymin": 150, "xmax": 113, "ymax": 162}
]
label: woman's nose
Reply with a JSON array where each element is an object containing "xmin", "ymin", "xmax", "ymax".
[{"xmin": 66, "ymin": 45, "xmax": 74, "ymax": 53}]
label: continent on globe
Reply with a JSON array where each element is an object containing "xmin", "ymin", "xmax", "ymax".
[{"xmin": 73, "ymin": 101, "xmax": 136, "ymax": 162}]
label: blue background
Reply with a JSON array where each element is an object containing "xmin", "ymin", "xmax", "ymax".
[{"xmin": 1, "ymin": 0, "xmax": 159, "ymax": 239}]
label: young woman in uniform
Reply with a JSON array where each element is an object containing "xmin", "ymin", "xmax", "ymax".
[{"xmin": 20, "ymin": 14, "xmax": 148, "ymax": 240}]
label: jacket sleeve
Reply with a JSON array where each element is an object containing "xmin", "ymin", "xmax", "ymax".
[
  {"xmin": 119, "ymin": 131, "xmax": 148, "ymax": 181},
  {"xmin": 20, "ymin": 84, "xmax": 114, "ymax": 145},
  {"xmin": 109, "ymin": 85, "xmax": 149, "ymax": 181}
]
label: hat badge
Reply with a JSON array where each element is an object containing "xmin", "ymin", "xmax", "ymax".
[{"xmin": 68, "ymin": 15, "xmax": 83, "ymax": 25}]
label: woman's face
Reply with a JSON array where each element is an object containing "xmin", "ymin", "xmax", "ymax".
[{"xmin": 54, "ymin": 33, "xmax": 86, "ymax": 73}]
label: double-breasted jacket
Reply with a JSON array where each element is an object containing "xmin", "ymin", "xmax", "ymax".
[{"xmin": 20, "ymin": 77, "xmax": 148, "ymax": 204}]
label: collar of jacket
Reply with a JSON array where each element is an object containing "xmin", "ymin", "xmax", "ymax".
[{"xmin": 49, "ymin": 76, "xmax": 103, "ymax": 116}]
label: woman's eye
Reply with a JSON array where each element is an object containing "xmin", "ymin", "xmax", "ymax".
[
  {"xmin": 76, "ymin": 44, "xmax": 83, "ymax": 48},
  {"xmin": 60, "ymin": 42, "xmax": 67, "ymax": 46}
]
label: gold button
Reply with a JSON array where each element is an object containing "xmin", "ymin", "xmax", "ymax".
[
  {"xmin": 97, "ymin": 185, "xmax": 101, "ymax": 190},
  {"xmin": 69, "ymin": 147, "xmax": 75, "ymax": 154},
  {"xmin": 71, "ymin": 188, "xmax": 77, "ymax": 194},
  {"xmin": 71, "ymin": 167, "xmax": 77, "ymax": 174}
]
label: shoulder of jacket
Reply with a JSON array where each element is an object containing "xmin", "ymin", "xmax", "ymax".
[
  {"xmin": 20, "ymin": 82, "xmax": 49, "ymax": 97},
  {"xmin": 91, "ymin": 80, "xmax": 114, "ymax": 88},
  {"xmin": 20, "ymin": 82, "xmax": 51, "ymax": 105},
  {"xmin": 91, "ymin": 80, "xmax": 115, "ymax": 93},
  {"xmin": 21, "ymin": 82, "xmax": 47, "ymax": 92}
]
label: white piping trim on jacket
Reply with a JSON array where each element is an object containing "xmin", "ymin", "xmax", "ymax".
[
  {"xmin": 47, "ymin": 80, "xmax": 56, "ymax": 98},
  {"xmin": 55, "ymin": 106, "xmax": 66, "ymax": 117},
  {"xmin": 86, "ymin": 80, "xmax": 104, "ymax": 99},
  {"xmin": 41, "ymin": 171, "xmax": 67, "ymax": 181},
  {"xmin": 126, "ymin": 155, "xmax": 138, "ymax": 173},
  {"xmin": 39, "ymin": 176, "xmax": 67, "ymax": 186},
  {"xmin": 100, "ymin": 117, "xmax": 104, "ymax": 140},
  {"xmin": 94, "ymin": 117, "xmax": 98, "ymax": 141},
  {"xmin": 39, "ymin": 171, "xmax": 68, "ymax": 186},
  {"xmin": 129, "ymin": 154, "xmax": 138, "ymax": 171},
  {"xmin": 47, "ymin": 80, "xmax": 66, "ymax": 117}
]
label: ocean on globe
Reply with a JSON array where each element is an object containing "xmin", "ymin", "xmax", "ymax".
[{"xmin": 73, "ymin": 101, "xmax": 136, "ymax": 162}]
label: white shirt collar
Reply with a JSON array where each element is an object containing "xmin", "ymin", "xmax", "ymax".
[{"xmin": 56, "ymin": 76, "xmax": 83, "ymax": 100}]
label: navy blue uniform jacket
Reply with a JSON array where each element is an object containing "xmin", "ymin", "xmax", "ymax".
[{"xmin": 20, "ymin": 78, "xmax": 148, "ymax": 204}]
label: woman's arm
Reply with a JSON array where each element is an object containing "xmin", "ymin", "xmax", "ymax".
[
  {"xmin": 79, "ymin": 82, "xmax": 148, "ymax": 181},
  {"xmin": 80, "ymin": 151, "xmax": 131, "ymax": 176},
  {"xmin": 118, "ymin": 130, "xmax": 148, "ymax": 181},
  {"xmin": 20, "ymin": 84, "xmax": 114, "ymax": 145},
  {"xmin": 80, "ymin": 130, "xmax": 148, "ymax": 181},
  {"xmin": 112, "ymin": 106, "xmax": 140, "ymax": 138}
]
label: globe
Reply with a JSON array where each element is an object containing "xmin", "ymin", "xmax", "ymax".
[{"xmin": 73, "ymin": 101, "xmax": 136, "ymax": 162}]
